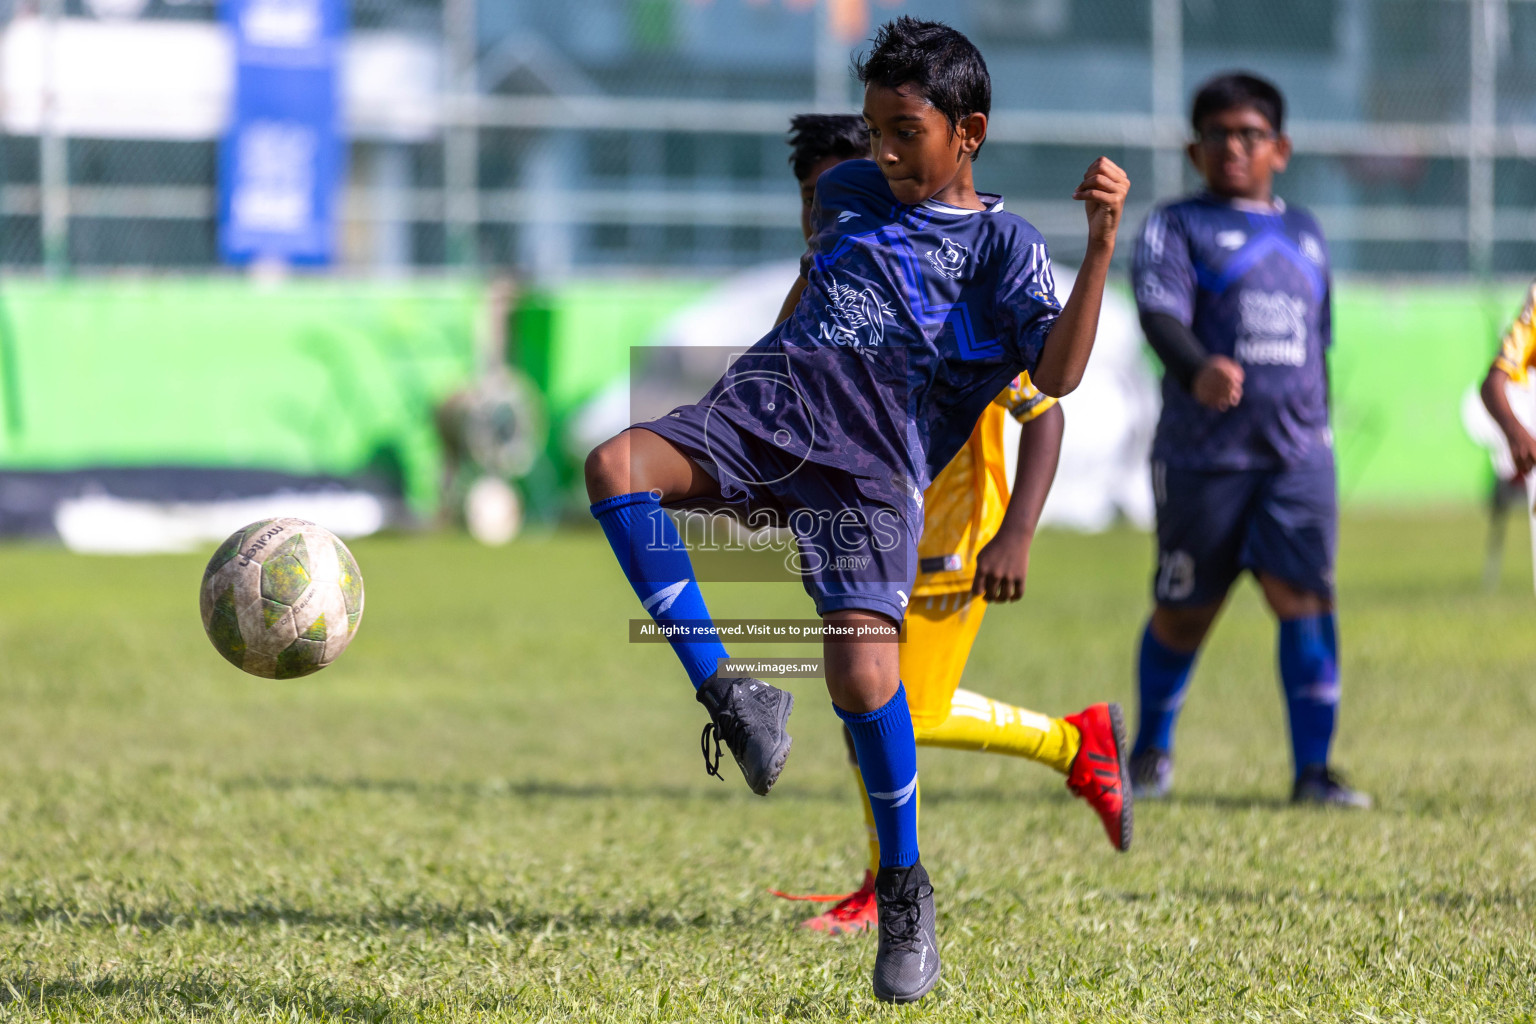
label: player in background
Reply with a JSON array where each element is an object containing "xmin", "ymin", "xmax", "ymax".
[
  {"xmin": 1479, "ymin": 281, "xmax": 1536, "ymax": 479},
  {"xmin": 585, "ymin": 16, "xmax": 1128, "ymax": 1002},
  {"xmin": 771, "ymin": 115, "xmax": 1131, "ymax": 937},
  {"xmin": 1129, "ymin": 72, "xmax": 1369, "ymax": 808}
]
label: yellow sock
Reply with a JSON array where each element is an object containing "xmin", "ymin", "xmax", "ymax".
[
  {"xmin": 913, "ymin": 688, "xmax": 1082, "ymax": 774},
  {"xmin": 850, "ymin": 759, "xmax": 881, "ymax": 877}
]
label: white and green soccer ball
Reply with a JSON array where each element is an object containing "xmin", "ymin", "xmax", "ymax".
[{"xmin": 199, "ymin": 518, "xmax": 365, "ymax": 679}]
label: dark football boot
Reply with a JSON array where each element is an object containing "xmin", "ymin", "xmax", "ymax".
[{"xmin": 696, "ymin": 675, "xmax": 794, "ymax": 796}]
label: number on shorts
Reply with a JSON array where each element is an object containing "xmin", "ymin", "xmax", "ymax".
[{"xmin": 1155, "ymin": 549, "xmax": 1196, "ymax": 602}]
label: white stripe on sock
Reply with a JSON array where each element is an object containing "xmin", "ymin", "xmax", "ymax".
[
  {"xmin": 870, "ymin": 773, "xmax": 918, "ymax": 808},
  {"xmin": 641, "ymin": 580, "xmax": 690, "ymax": 616}
]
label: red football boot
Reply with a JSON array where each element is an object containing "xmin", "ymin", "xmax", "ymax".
[
  {"xmin": 771, "ymin": 871, "xmax": 879, "ymax": 934},
  {"xmin": 1064, "ymin": 702, "xmax": 1134, "ymax": 852}
]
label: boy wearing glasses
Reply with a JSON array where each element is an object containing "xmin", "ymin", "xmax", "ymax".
[{"xmin": 1128, "ymin": 72, "xmax": 1369, "ymax": 808}]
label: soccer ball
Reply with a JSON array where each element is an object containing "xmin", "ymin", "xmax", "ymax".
[{"xmin": 199, "ymin": 518, "xmax": 365, "ymax": 679}]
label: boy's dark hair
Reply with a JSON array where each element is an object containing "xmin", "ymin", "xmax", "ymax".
[
  {"xmin": 854, "ymin": 17, "xmax": 991, "ymax": 158},
  {"xmin": 787, "ymin": 114, "xmax": 870, "ymax": 183},
  {"xmin": 1190, "ymin": 72, "xmax": 1285, "ymax": 134}
]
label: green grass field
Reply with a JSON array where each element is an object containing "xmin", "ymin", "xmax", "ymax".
[{"xmin": 1, "ymin": 511, "xmax": 1533, "ymax": 1022}]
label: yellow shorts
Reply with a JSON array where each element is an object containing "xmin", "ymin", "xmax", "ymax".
[{"xmin": 899, "ymin": 590, "xmax": 987, "ymax": 732}]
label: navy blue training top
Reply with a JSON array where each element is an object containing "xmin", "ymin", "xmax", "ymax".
[
  {"xmin": 699, "ymin": 159, "xmax": 1062, "ymax": 508},
  {"xmin": 1133, "ymin": 192, "xmax": 1334, "ymax": 471}
]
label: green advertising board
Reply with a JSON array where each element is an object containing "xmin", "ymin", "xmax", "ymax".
[
  {"xmin": 510, "ymin": 278, "xmax": 1524, "ymax": 510},
  {"xmin": 510, "ymin": 278, "xmax": 713, "ymax": 513},
  {"xmin": 0, "ymin": 275, "xmax": 1518, "ymax": 529},
  {"xmin": 1330, "ymin": 283, "xmax": 1516, "ymax": 505},
  {"xmin": 0, "ymin": 279, "xmax": 481, "ymax": 517}
]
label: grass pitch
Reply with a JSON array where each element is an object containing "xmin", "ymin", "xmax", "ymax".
[{"xmin": 0, "ymin": 510, "xmax": 1533, "ymax": 1022}]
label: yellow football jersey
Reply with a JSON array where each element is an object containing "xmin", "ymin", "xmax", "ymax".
[
  {"xmin": 1495, "ymin": 279, "xmax": 1536, "ymax": 384},
  {"xmin": 913, "ymin": 374, "xmax": 1057, "ymax": 597}
]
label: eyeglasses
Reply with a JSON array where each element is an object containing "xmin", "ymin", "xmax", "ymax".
[{"xmin": 1196, "ymin": 127, "xmax": 1278, "ymax": 152}]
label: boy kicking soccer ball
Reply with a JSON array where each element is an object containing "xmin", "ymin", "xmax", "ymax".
[
  {"xmin": 771, "ymin": 114, "xmax": 1131, "ymax": 938},
  {"xmin": 585, "ymin": 17, "xmax": 1127, "ymax": 1002},
  {"xmin": 1129, "ymin": 72, "xmax": 1368, "ymax": 808}
]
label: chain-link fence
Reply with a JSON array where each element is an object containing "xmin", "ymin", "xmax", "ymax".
[{"xmin": 2, "ymin": 0, "xmax": 1535, "ymax": 276}]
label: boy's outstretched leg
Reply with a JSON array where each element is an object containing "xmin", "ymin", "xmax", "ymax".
[
  {"xmin": 586, "ymin": 429, "xmax": 794, "ymax": 795},
  {"xmin": 900, "ymin": 595, "xmax": 1132, "ymax": 850},
  {"xmin": 826, "ymin": 611, "xmax": 938, "ymax": 1004}
]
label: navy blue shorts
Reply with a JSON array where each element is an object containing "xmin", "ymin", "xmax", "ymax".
[
  {"xmin": 1151, "ymin": 459, "xmax": 1337, "ymax": 607},
  {"xmin": 637, "ymin": 404, "xmax": 919, "ymax": 623}
]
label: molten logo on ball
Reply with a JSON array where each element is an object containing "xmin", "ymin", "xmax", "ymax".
[{"xmin": 199, "ymin": 517, "xmax": 365, "ymax": 679}]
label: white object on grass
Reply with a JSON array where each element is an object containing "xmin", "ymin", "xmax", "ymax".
[
  {"xmin": 55, "ymin": 491, "xmax": 386, "ymax": 555},
  {"xmin": 464, "ymin": 475, "xmax": 522, "ymax": 547}
]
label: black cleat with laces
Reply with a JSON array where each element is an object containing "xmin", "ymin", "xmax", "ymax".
[
  {"xmin": 872, "ymin": 861, "xmax": 940, "ymax": 1004},
  {"xmin": 1292, "ymin": 764, "xmax": 1372, "ymax": 809},
  {"xmin": 695, "ymin": 675, "xmax": 794, "ymax": 795}
]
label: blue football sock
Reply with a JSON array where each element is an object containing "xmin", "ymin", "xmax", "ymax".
[
  {"xmin": 835, "ymin": 684, "xmax": 920, "ymax": 869},
  {"xmin": 1134, "ymin": 621, "xmax": 1198, "ymax": 755},
  {"xmin": 1278, "ymin": 613, "xmax": 1340, "ymax": 776},
  {"xmin": 591, "ymin": 491, "xmax": 727, "ymax": 689}
]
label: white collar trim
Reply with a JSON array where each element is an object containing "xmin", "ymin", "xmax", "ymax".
[
  {"xmin": 921, "ymin": 193, "xmax": 1004, "ymax": 215},
  {"xmin": 1202, "ymin": 191, "xmax": 1285, "ymax": 215}
]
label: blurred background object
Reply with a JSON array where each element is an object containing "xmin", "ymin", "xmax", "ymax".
[
  {"xmin": 436, "ymin": 350, "xmax": 547, "ymax": 546},
  {"xmin": 0, "ymin": 0, "xmax": 1530, "ymax": 545},
  {"xmin": 1018, "ymin": 266, "xmax": 1158, "ymax": 533},
  {"xmin": 1460, "ymin": 376, "xmax": 1536, "ymax": 590}
]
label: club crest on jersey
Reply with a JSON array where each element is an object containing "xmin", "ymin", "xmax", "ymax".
[
  {"xmin": 819, "ymin": 277, "xmax": 895, "ymax": 349},
  {"xmin": 1300, "ymin": 232, "xmax": 1326, "ymax": 265},
  {"xmin": 1136, "ymin": 278, "xmax": 1167, "ymax": 305},
  {"xmin": 925, "ymin": 237, "xmax": 970, "ymax": 280}
]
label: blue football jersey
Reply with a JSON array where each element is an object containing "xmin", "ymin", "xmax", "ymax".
[
  {"xmin": 1133, "ymin": 193, "xmax": 1333, "ymax": 470},
  {"xmin": 700, "ymin": 159, "xmax": 1062, "ymax": 508}
]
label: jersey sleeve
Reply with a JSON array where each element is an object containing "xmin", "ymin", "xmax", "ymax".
[
  {"xmin": 1320, "ymin": 276, "xmax": 1333, "ymax": 352},
  {"xmin": 1308, "ymin": 216, "xmax": 1335, "ymax": 351},
  {"xmin": 995, "ymin": 238, "xmax": 1062, "ymax": 371},
  {"xmin": 1495, "ymin": 281, "xmax": 1536, "ymax": 384},
  {"xmin": 1133, "ymin": 206, "xmax": 1196, "ymax": 324},
  {"xmin": 991, "ymin": 371, "xmax": 1057, "ymax": 424}
]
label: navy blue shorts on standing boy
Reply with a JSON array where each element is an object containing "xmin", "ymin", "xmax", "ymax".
[{"xmin": 1152, "ymin": 457, "xmax": 1337, "ymax": 607}]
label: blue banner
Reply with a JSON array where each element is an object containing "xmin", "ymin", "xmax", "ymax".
[{"xmin": 219, "ymin": 0, "xmax": 347, "ymax": 266}]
